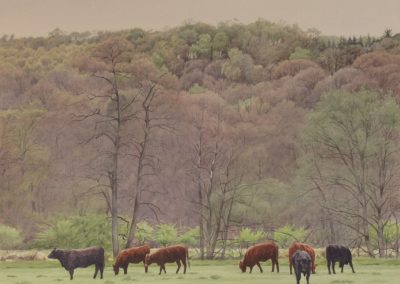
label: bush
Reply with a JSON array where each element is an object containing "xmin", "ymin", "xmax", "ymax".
[
  {"xmin": 369, "ymin": 221, "xmax": 400, "ymax": 250},
  {"xmin": 0, "ymin": 224, "xmax": 23, "ymax": 249},
  {"xmin": 154, "ymin": 224, "xmax": 178, "ymax": 247},
  {"xmin": 34, "ymin": 215, "xmax": 115, "ymax": 251},
  {"xmin": 236, "ymin": 228, "xmax": 266, "ymax": 248},
  {"xmin": 274, "ymin": 224, "xmax": 308, "ymax": 248},
  {"xmin": 179, "ymin": 227, "xmax": 200, "ymax": 247},
  {"xmin": 136, "ymin": 221, "xmax": 154, "ymax": 245}
]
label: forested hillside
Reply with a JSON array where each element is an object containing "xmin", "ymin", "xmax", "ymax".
[{"xmin": 1, "ymin": 20, "xmax": 400, "ymax": 258}]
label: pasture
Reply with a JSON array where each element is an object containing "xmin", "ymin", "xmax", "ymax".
[{"xmin": 0, "ymin": 258, "xmax": 399, "ymax": 284}]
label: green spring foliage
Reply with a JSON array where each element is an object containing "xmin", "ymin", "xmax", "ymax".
[
  {"xmin": 0, "ymin": 224, "xmax": 23, "ymax": 249},
  {"xmin": 274, "ymin": 225, "xmax": 308, "ymax": 248},
  {"xmin": 33, "ymin": 215, "xmax": 113, "ymax": 251}
]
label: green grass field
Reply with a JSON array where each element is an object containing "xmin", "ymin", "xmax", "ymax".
[{"xmin": 0, "ymin": 258, "xmax": 399, "ymax": 284}]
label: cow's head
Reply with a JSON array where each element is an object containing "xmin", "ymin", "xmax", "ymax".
[
  {"xmin": 48, "ymin": 248, "xmax": 59, "ymax": 259},
  {"xmin": 298, "ymin": 254, "xmax": 311, "ymax": 267},
  {"xmin": 144, "ymin": 254, "xmax": 150, "ymax": 273},
  {"xmin": 239, "ymin": 260, "xmax": 246, "ymax": 272},
  {"xmin": 113, "ymin": 264, "xmax": 119, "ymax": 275}
]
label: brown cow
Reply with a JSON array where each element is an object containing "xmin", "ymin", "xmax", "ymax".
[
  {"xmin": 113, "ymin": 245, "xmax": 150, "ymax": 275},
  {"xmin": 289, "ymin": 242, "xmax": 316, "ymax": 274},
  {"xmin": 144, "ymin": 245, "xmax": 190, "ymax": 274},
  {"xmin": 239, "ymin": 241, "xmax": 279, "ymax": 273}
]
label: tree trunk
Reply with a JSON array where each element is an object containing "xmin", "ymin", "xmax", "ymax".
[
  {"xmin": 220, "ymin": 227, "xmax": 228, "ymax": 259},
  {"xmin": 198, "ymin": 190, "xmax": 205, "ymax": 260},
  {"xmin": 395, "ymin": 217, "xmax": 399, "ymax": 259},
  {"xmin": 110, "ymin": 172, "xmax": 119, "ymax": 258},
  {"xmin": 361, "ymin": 203, "xmax": 374, "ymax": 257},
  {"xmin": 220, "ymin": 200, "xmax": 234, "ymax": 259},
  {"xmin": 125, "ymin": 146, "xmax": 145, "ymax": 247},
  {"xmin": 125, "ymin": 86, "xmax": 153, "ymax": 248},
  {"xmin": 208, "ymin": 198, "xmax": 225, "ymax": 259},
  {"xmin": 126, "ymin": 193, "xmax": 140, "ymax": 248},
  {"xmin": 377, "ymin": 219, "xmax": 386, "ymax": 258}
]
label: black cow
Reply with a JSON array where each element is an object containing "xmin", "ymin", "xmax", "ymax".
[
  {"xmin": 326, "ymin": 244, "xmax": 355, "ymax": 274},
  {"xmin": 292, "ymin": 250, "xmax": 311, "ymax": 284},
  {"xmin": 48, "ymin": 247, "xmax": 104, "ymax": 280}
]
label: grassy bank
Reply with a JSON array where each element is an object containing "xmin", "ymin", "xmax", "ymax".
[{"xmin": 0, "ymin": 258, "xmax": 399, "ymax": 284}]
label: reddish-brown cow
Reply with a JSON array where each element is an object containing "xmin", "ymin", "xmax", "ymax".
[
  {"xmin": 113, "ymin": 245, "xmax": 150, "ymax": 275},
  {"xmin": 288, "ymin": 242, "xmax": 316, "ymax": 274},
  {"xmin": 144, "ymin": 245, "xmax": 190, "ymax": 274},
  {"xmin": 239, "ymin": 241, "xmax": 279, "ymax": 273}
]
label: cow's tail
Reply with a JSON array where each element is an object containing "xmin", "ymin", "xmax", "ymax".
[{"xmin": 186, "ymin": 246, "xmax": 190, "ymax": 268}]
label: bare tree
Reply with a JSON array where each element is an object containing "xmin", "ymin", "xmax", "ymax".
[
  {"xmin": 75, "ymin": 37, "xmax": 136, "ymax": 257},
  {"xmin": 185, "ymin": 95, "xmax": 247, "ymax": 259},
  {"xmin": 301, "ymin": 90, "xmax": 400, "ymax": 257},
  {"xmin": 125, "ymin": 76, "xmax": 172, "ymax": 248}
]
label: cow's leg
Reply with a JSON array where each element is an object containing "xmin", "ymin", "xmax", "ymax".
[
  {"xmin": 341, "ymin": 263, "xmax": 344, "ymax": 273},
  {"xmin": 271, "ymin": 259, "xmax": 278, "ymax": 272},
  {"xmin": 124, "ymin": 264, "xmax": 128, "ymax": 274},
  {"xmin": 327, "ymin": 259, "xmax": 331, "ymax": 274},
  {"xmin": 176, "ymin": 260, "xmax": 181, "ymax": 274},
  {"xmin": 159, "ymin": 265, "xmax": 163, "ymax": 275},
  {"xmin": 249, "ymin": 265, "xmax": 253, "ymax": 273},
  {"xmin": 306, "ymin": 271, "xmax": 310, "ymax": 284},
  {"xmin": 182, "ymin": 258, "xmax": 187, "ymax": 274},
  {"xmin": 69, "ymin": 269, "xmax": 74, "ymax": 280},
  {"xmin": 100, "ymin": 263, "xmax": 104, "ymax": 279},
  {"xmin": 332, "ymin": 261, "xmax": 336, "ymax": 274},
  {"xmin": 256, "ymin": 262, "xmax": 263, "ymax": 273},
  {"xmin": 296, "ymin": 272, "xmax": 301, "ymax": 284},
  {"xmin": 289, "ymin": 259, "xmax": 293, "ymax": 275},
  {"xmin": 350, "ymin": 261, "xmax": 355, "ymax": 273},
  {"xmin": 162, "ymin": 264, "xmax": 167, "ymax": 274},
  {"xmin": 312, "ymin": 259, "xmax": 316, "ymax": 274},
  {"xmin": 93, "ymin": 264, "xmax": 98, "ymax": 279}
]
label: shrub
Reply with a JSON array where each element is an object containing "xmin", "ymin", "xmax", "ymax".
[
  {"xmin": 154, "ymin": 224, "xmax": 178, "ymax": 247},
  {"xmin": 135, "ymin": 221, "xmax": 154, "ymax": 245},
  {"xmin": 274, "ymin": 224, "xmax": 308, "ymax": 248},
  {"xmin": 34, "ymin": 215, "xmax": 114, "ymax": 251},
  {"xmin": 369, "ymin": 221, "xmax": 400, "ymax": 250},
  {"xmin": 236, "ymin": 228, "xmax": 266, "ymax": 248},
  {"xmin": 179, "ymin": 227, "xmax": 200, "ymax": 247},
  {"xmin": 0, "ymin": 224, "xmax": 23, "ymax": 249}
]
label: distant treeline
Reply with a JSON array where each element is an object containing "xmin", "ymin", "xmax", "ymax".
[{"xmin": 0, "ymin": 20, "xmax": 400, "ymax": 258}]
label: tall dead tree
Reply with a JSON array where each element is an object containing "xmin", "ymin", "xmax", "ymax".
[
  {"xmin": 125, "ymin": 78, "xmax": 170, "ymax": 248},
  {"xmin": 75, "ymin": 37, "xmax": 135, "ymax": 257}
]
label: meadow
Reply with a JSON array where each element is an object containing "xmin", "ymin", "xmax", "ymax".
[{"xmin": 0, "ymin": 258, "xmax": 399, "ymax": 284}]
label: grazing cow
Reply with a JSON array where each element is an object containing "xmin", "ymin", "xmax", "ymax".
[
  {"xmin": 239, "ymin": 241, "xmax": 279, "ymax": 273},
  {"xmin": 113, "ymin": 245, "xmax": 150, "ymax": 275},
  {"xmin": 326, "ymin": 244, "xmax": 355, "ymax": 274},
  {"xmin": 292, "ymin": 250, "xmax": 312, "ymax": 284},
  {"xmin": 48, "ymin": 246, "xmax": 104, "ymax": 280},
  {"xmin": 289, "ymin": 242, "xmax": 316, "ymax": 274},
  {"xmin": 144, "ymin": 245, "xmax": 190, "ymax": 274}
]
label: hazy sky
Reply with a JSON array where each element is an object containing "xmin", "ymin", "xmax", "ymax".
[{"xmin": 1, "ymin": 0, "xmax": 399, "ymax": 38}]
